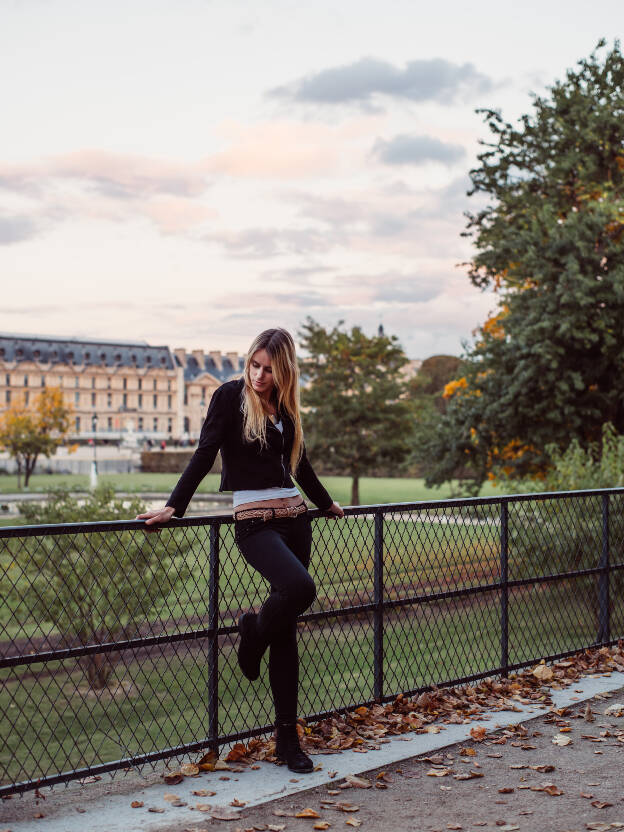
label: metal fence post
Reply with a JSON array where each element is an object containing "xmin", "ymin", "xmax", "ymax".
[
  {"xmin": 500, "ymin": 502, "xmax": 509, "ymax": 676},
  {"xmin": 598, "ymin": 494, "xmax": 610, "ymax": 644},
  {"xmin": 208, "ymin": 522, "xmax": 220, "ymax": 753},
  {"xmin": 373, "ymin": 509, "xmax": 384, "ymax": 701}
]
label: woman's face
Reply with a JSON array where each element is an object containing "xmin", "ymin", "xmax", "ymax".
[{"xmin": 249, "ymin": 348, "xmax": 274, "ymax": 398}]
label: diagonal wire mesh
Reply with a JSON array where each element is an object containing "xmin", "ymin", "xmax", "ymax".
[{"xmin": 1, "ymin": 488, "xmax": 624, "ymax": 795}]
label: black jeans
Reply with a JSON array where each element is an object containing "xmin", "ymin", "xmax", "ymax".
[{"xmin": 234, "ymin": 511, "xmax": 315, "ymax": 723}]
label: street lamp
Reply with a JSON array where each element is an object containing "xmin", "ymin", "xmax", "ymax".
[{"xmin": 90, "ymin": 413, "xmax": 98, "ymax": 490}]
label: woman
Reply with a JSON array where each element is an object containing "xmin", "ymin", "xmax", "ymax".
[{"xmin": 138, "ymin": 328, "xmax": 344, "ymax": 773}]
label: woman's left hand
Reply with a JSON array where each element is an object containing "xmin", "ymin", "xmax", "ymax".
[{"xmin": 326, "ymin": 501, "xmax": 344, "ymax": 519}]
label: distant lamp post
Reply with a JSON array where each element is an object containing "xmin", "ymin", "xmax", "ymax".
[
  {"xmin": 90, "ymin": 413, "xmax": 98, "ymax": 490},
  {"xmin": 199, "ymin": 399, "xmax": 206, "ymax": 443}
]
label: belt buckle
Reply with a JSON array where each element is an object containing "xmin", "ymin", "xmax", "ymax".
[{"xmin": 263, "ymin": 509, "xmax": 273, "ymax": 522}]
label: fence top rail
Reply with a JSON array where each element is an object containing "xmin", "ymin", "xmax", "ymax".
[{"xmin": 1, "ymin": 486, "xmax": 623, "ymax": 539}]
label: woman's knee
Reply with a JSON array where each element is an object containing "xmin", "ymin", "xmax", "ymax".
[{"xmin": 296, "ymin": 573, "xmax": 316, "ymax": 611}]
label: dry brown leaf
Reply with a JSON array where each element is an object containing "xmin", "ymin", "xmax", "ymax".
[
  {"xmin": 426, "ymin": 768, "xmax": 451, "ymax": 777},
  {"xmin": 590, "ymin": 801, "xmax": 613, "ymax": 809},
  {"xmin": 130, "ymin": 800, "xmax": 143, "ymax": 808},
  {"xmin": 211, "ymin": 807, "xmax": 243, "ymax": 820},
  {"xmin": 180, "ymin": 763, "xmax": 200, "ymax": 776},
  {"xmin": 197, "ymin": 749, "xmax": 218, "ymax": 766},
  {"xmin": 192, "ymin": 789, "xmax": 216, "ymax": 797},
  {"xmin": 532, "ymin": 663, "xmax": 554, "ymax": 682},
  {"xmin": 542, "ymin": 783, "xmax": 564, "ymax": 796},
  {"xmin": 226, "ymin": 743, "xmax": 249, "ymax": 762},
  {"xmin": 148, "ymin": 807, "xmax": 165, "ymax": 813},
  {"xmin": 470, "ymin": 726, "xmax": 487, "ymax": 742},
  {"xmin": 498, "ymin": 787, "xmax": 515, "ymax": 794},
  {"xmin": 313, "ymin": 823, "xmax": 331, "ymax": 830},
  {"xmin": 580, "ymin": 792, "xmax": 594, "ymax": 799},
  {"xmin": 529, "ymin": 764, "xmax": 555, "ymax": 773},
  {"xmin": 268, "ymin": 826, "xmax": 287, "ymax": 832},
  {"xmin": 231, "ymin": 798, "xmax": 247, "ymax": 807},
  {"xmin": 336, "ymin": 803, "xmax": 360, "ymax": 813},
  {"xmin": 460, "ymin": 747, "xmax": 477, "ymax": 757},
  {"xmin": 345, "ymin": 821, "xmax": 362, "ymax": 828},
  {"xmin": 295, "ymin": 808, "xmax": 321, "ymax": 818},
  {"xmin": 195, "ymin": 803, "xmax": 213, "ymax": 812},
  {"xmin": 163, "ymin": 793, "xmax": 180, "ymax": 802},
  {"xmin": 552, "ymin": 734, "xmax": 572, "ymax": 746},
  {"xmin": 214, "ymin": 760, "xmax": 232, "ymax": 771},
  {"xmin": 344, "ymin": 774, "xmax": 371, "ymax": 789},
  {"xmin": 584, "ymin": 704, "xmax": 596, "ymax": 722},
  {"xmin": 164, "ymin": 772, "xmax": 183, "ymax": 785},
  {"xmin": 447, "ymin": 825, "xmax": 463, "ymax": 830},
  {"xmin": 273, "ymin": 809, "xmax": 297, "ymax": 817}
]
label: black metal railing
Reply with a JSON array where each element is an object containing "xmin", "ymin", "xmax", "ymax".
[{"xmin": 1, "ymin": 487, "xmax": 624, "ymax": 795}]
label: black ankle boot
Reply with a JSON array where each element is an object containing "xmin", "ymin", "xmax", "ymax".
[
  {"xmin": 275, "ymin": 721, "xmax": 314, "ymax": 773},
  {"xmin": 237, "ymin": 613, "xmax": 264, "ymax": 681}
]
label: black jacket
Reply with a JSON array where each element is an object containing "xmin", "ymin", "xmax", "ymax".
[{"xmin": 166, "ymin": 378, "xmax": 333, "ymax": 516}]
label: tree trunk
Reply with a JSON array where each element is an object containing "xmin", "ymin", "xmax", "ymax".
[
  {"xmin": 351, "ymin": 474, "xmax": 360, "ymax": 506},
  {"xmin": 23, "ymin": 454, "xmax": 37, "ymax": 488},
  {"xmin": 16, "ymin": 459, "xmax": 22, "ymax": 491},
  {"xmin": 84, "ymin": 652, "xmax": 115, "ymax": 690}
]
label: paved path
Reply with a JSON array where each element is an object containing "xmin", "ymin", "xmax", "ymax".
[{"xmin": 2, "ymin": 673, "xmax": 623, "ymax": 832}]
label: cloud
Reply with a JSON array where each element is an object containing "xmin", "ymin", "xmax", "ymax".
[
  {"xmin": 202, "ymin": 226, "xmax": 345, "ymax": 258},
  {"xmin": 0, "ymin": 215, "xmax": 39, "ymax": 245},
  {"xmin": 372, "ymin": 133, "xmax": 466, "ymax": 166},
  {"xmin": 269, "ymin": 57, "xmax": 494, "ymax": 108}
]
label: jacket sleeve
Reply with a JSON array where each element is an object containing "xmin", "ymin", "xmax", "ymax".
[
  {"xmin": 293, "ymin": 443, "xmax": 333, "ymax": 511},
  {"xmin": 166, "ymin": 384, "xmax": 230, "ymax": 517}
]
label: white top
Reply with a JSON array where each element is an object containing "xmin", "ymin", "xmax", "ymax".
[{"xmin": 231, "ymin": 417, "xmax": 301, "ymax": 507}]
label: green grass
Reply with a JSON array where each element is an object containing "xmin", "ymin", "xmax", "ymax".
[
  {"xmin": 0, "ymin": 472, "xmax": 500, "ymax": 503},
  {"xmin": 0, "ymin": 580, "xmax": 602, "ymax": 787}
]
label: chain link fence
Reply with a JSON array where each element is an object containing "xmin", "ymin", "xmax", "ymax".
[{"xmin": 1, "ymin": 488, "xmax": 624, "ymax": 795}]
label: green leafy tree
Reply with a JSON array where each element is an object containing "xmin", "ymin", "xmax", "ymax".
[
  {"xmin": 298, "ymin": 318, "xmax": 414, "ymax": 505},
  {"xmin": 0, "ymin": 388, "xmax": 73, "ymax": 488},
  {"xmin": 427, "ymin": 40, "xmax": 624, "ymax": 491},
  {"xmin": 3, "ymin": 486, "xmax": 191, "ymax": 689}
]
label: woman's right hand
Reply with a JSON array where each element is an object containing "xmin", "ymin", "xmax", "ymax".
[{"xmin": 136, "ymin": 505, "xmax": 176, "ymax": 526}]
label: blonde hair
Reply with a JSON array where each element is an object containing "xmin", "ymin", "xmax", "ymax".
[{"xmin": 242, "ymin": 328, "xmax": 303, "ymax": 472}]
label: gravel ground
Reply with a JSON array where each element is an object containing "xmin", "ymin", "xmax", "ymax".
[{"xmin": 149, "ymin": 686, "xmax": 624, "ymax": 832}]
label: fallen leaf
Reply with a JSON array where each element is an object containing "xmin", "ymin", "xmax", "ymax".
[
  {"xmin": 163, "ymin": 793, "xmax": 180, "ymax": 802},
  {"xmin": 231, "ymin": 798, "xmax": 247, "ymax": 807},
  {"xmin": 197, "ymin": 749, "xmax": 218, "ymax": 766},
  {"xmin": 295, "ymin": 809, "xmax": 321, "ymax": 818},
  {"xmin": 33, "ymin": 813, "xmax": 45, "ymax": 818},
  {"xmin": 447, "ymin": 825, "xmax": 463, "ymax": 830},
  {"xmin": 180, "ymin": 763, "xmax": 200, "ymax": 776},
  {"xmin": 498, "ymin": 787, "xmax": 514, "ymax": 794},
  {"xmin": 532, "ymin": 663, "xmax": 554, "ymax": 682},
  {"xmin": 542, "ymin": 783, "xmax": 564, "ymax": 796},
  {"xmin": 604, "ymin": 702, "xmax": 624, "ymax": 717},
  {"xmin": 313, "ymin": 824, "xmax": 331, "ymax": 830},
  {"xmin": 148, "ymin": 807, "xmax": 165, "ymax": 813},
  {"xmin": 164, "ymin": 772, "xmax": 183, "ymax": 785},
  {"xmin": 426, "ymin": 768, "xmax": 451, "ymax": 777},
  {"xmin": 460, "ymin": 748, "xmax": 477, "ymax": 757},
  {"xmin": 529, "ymin": 764, "xmax": 555, "ymax": 773},
  {"xmin": 211, "ymin": 807, "xmax": 243, "ymax": 820},
  {"xmin": 470, "ymin": 726, "xmax": 487, "ymax": 742},
  {"xmin": 195, "ymin": 804, "xmax": 213, "ymax": 812},
  {"xmin": 345, "ymin": 821, "xmax": 362, "ymax": 828},
  {"xmin": 344, "ymin": 774, "xmax": 371, "ymax": 789},
  {"xmin": 552, "ymin": 734, "xmax": 572, "ymax": 746},
  {"xmin": 273, "ymin": 809, "xmax": 297, "ymax": 817},
  {"xmin": 130, "ymin": 800, "xmax": 143, "ymax": 808},
  {"xmin": 328, "ymin": 771, "xmax": 337, "ymax": 778},
  {"xmin": 590, "ymin": 801, "xmax": 613, "ymax": 809},
  {"xmin": 580, "ymin": 792, "xmax": 594, "ymax": 799},
  {"xmin": 336, "ymin": 803, "xmax": 360, "ymax": 813},
  {"xmin": 192, "ymin": 789, "xmax": 216, "ymax": 797},
  {"xmin": 268, "ymin": 826, "xmax": 286, "ymax": 832},
  {"xmin": 584, "ymin": 704, "xmax": 596, "ymax": 722}
]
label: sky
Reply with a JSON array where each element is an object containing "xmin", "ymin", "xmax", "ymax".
[{"xmin": 1, "ymin": 0, "xmax": 623, "ymax": 359}]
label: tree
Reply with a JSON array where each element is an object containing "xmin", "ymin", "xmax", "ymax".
[
  {"xmin": 2, "ymin": 486, "xmax": 192, "ymax": 689},
  {"xmin": 0, "ymin": 387, "xmax": 72, "ymax": 488},
  {"xmin": 298, "ymin": 318, "xmax": 414, "ymax": 505},
  {"xmin": 427, "ymin": 40, "xmax": 624, "ymax": 491}
]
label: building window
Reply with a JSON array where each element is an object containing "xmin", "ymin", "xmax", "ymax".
[
  {"xmin": 153, "ymin": 417, "xmax": 158, "ymax": 432},
  {"xmin": 138, "ymin": 393, "xmax": 143, "ymax": 408},
  {"xmin": 123, "ymin": 377, "xmax": 127, "ymax": 390},
  {"xmin": 168, "ymin": 379, "xmax": 171, "ymax": 392},
  {"xmin": 184, "ymin": 391, "xmax": 188, "ymax": 406},
  {"xmin": 41, "ymin": 376, "xmax": 45, "ymax": 387},
  {"xmin": 5, "ymin": 373, "xmax": 9, "ymax": 386},
  {"xmin": 153, "ymin": 379, "xmax": 157, "ymax": 391},
  {"xmin": 138, "ymin": 416, "xmax": 144, "ymax": 431},
  {"xmin": 153, "ymin": 394, "xmax": 157, "ymax": 409},
  {"xmin": 123, "ymin": 393, "xmax": 128, "ymax": 408},
  {"xmin": 5, "ymin": 390, "xmax": 11, "ymax": 404},
  {"xmin": 75, "ymin": 392, "xmax": 80, "ymax": 405},
  {"xmin": 91, "ymin": 377, "xmax": 96, "ymax": 389},
  {"xmin": 107, "ymin": 377, "xmax": 112, "ymax": 389},
  {"xmin": 107, "ymin": 417, "xmax": 113, "ymax": 431},
  {"xmin": 23, "ymin": 375, "xmax": 28, "ymax": 387},
  {"xmin": 91, "ymin": 392, "xmax": 96, "ymax": 407},
  {"xmin": 167, "ymin": 417, "xmax": 172, "ymax": 434},
  {"xmin": 201, "ymin": 386, "xmax": 206, "ymax": 399},
  {"xmin": 167, "ymin": 394, "xmax": 172, "ymax": 409},
  {"xmin": 75, "ymin": 416, "xmax": 81, "ymax": 432},
  {"xmin": 138, "ymin": 378, "xmax": 142, "ymax": 390},
  {"xmin": 107, "ymin": 393, "xmax": 112, "ymax": 408}
]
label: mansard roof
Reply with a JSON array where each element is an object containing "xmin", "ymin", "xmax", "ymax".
[
  {"xmin": 0, "ymin": 333, "xmax": 175, "ymax": 370},
  {"xmin": 181, "ymin": 353, "xmax": 245, "ymax": 383}
]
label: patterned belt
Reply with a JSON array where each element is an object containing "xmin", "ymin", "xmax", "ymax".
[{"xmin": 234, "ymin": 502, "xmax": 307, "ymax": 522}]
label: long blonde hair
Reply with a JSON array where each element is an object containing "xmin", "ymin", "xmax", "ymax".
[{"xmin": 242, "ymin": 328, "xmax": 303, "ymax": 472}]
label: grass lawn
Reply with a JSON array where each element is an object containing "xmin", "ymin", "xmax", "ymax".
[
  {"xmin": 0, "ymin": 471, "xmax": 501, "ymax": 504},
  {"xmin": 0, "ymin": 578, "xmax": 605, "ymax": 787}
]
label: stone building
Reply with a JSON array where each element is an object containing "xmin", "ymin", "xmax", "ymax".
[{"xmin": 0, "ymin": 333, "xmax": 244, "ymax": 443}]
